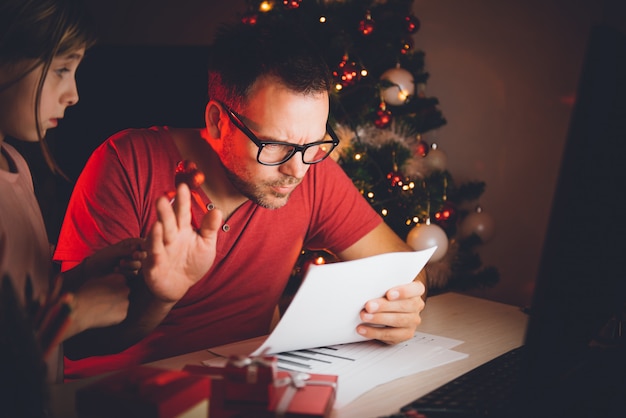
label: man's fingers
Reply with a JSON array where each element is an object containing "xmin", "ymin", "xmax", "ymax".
[
  {"xmin": 358, "ymin": 324, "xmax": 416, "ymax": 345},
  {"xmin": 198, "ymin": 208, "xmax": 223, "ymax": 239},
  {"xmin": 156, "ymin": 195, "xmax": 178, "ymax": 244},
  {"xmin": 146, "ymin": 219, "xmax": 165, "ymax": 256},
  {"xmin": 173, "ymin": 182, "xmax": 192, "ymax": 228},
  {"xmin": 119, "ymin": 259, "xmax": 142, "ymax": 272},
  {"xmin": 386, "ymin": 281, "xmax": 425, "ymax": 301}
]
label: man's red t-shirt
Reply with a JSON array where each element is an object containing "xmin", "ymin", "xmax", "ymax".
[{"xmin": 54, "ymin": 126, "xmax": 382, "ymax": 379}]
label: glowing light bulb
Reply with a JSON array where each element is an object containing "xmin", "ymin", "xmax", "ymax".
[{"xmin": 259, "ymin": 1, "xmax": 273, "ymax": 12}]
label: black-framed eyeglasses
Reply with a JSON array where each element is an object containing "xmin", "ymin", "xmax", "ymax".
[{"xmin": 219, "ymin": 101, "xmax": 340, "ymax": 166}]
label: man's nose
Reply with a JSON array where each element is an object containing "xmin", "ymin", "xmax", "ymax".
[{"xmin": 279, "ymin": 153, "xmax": 309, "ymax": 179}]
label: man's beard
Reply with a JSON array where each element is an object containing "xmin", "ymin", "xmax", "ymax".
[{"xmin": 222, "ymin": 163, "xmax": 301, "ymax": 210}]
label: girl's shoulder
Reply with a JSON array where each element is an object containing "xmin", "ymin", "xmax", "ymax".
[{"xmin": 0, "ymin": 142, "xmax": 32, "ymax": 186}]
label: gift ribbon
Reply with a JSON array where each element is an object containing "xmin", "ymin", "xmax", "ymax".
[
  {"xmin": 273, "ymin": 372, "xmax": 338, "ymax": 418},
  {"xmin": 228, "ymin": 353, "xmax": 275, "ymax": 384}
]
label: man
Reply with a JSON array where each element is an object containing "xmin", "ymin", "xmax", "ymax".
[{"xmin": 54, "ymin": 20, "xmax": 427, "ymax": 380}]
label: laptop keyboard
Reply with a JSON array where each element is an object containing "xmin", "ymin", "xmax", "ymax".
[{"xmin": 379, "ymin": 345, "xmax": 525, "ymax": 418}]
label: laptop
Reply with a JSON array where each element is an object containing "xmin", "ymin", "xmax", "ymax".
[{"xmin": 381, "ymin": 23, "xmax": 626, "ymax": 418}]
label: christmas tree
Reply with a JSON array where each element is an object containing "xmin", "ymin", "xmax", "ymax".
[{"xmin": 238, "ymin": 0, "xmax": 499, "ymax": 292}]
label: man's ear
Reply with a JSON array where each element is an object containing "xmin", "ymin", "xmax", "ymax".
[{"xmin": 205, "ymin": 101, "xmax": 223, "ymax": 139}]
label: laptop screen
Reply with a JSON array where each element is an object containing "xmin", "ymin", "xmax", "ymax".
[{"xmin": 519, "ymin": 23, "xmax": 626, "ymax": 405}]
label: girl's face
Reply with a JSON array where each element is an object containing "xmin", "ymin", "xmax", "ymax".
[{"xmin": 0, "ymin": 47, "xmax": 85, "ymax": 143}]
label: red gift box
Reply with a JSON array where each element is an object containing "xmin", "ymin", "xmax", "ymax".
[
  {"xmin": 75, "ymin": 366, "xmax": 211, "ymax": 418},
  {"xmin": 183, "ymin": 364, "xmax": 270, "ymax": 418},
  {"xmin": 222, "ymin": 354, "xmax": 277, "ymax": 403},
  {"xmin": 268, "ymin": 371, "xmax": 338, "ymax": 418}
]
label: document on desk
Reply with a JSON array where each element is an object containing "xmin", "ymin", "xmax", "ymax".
[
  {"xmin": 253, "ymin": 247, "xmax": 438, "ymax": 355},
  {"xmin": 278, "ymin": 332, "xmax": 468, "ymax": 408},
  {"xmin": 206, "ymin": 331, "xmax": 468, "ymax": 408}
]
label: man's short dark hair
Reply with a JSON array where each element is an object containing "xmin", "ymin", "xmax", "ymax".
[{"xmin": 208, "ymin": 20, "xmax": 332, "ymax": 109}]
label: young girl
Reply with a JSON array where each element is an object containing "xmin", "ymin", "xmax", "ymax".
[{"xmin": 0, "ymin": 0, "xmax": 144, "ymax": 402}]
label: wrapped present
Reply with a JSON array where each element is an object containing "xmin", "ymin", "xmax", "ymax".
[
  {"xmin": 268, "ymin": 371, "xmax": 338, "ymax": 418},
  {"xmin": 75, "ymin": 366, "xmax": 211, "ymax": 418},
  {"xmin": 185, "ymin": 354, "xmax": 276, "ymax": 404},
  {"xmin": 183, "ymin": 364, "xmax": 271, "ymax": 418},
  {"xmin": 222, "ymin": 354, "xmax": 277, "ymax": 403}
]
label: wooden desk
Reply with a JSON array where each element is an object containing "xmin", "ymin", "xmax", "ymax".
[{"xmin": 50, "ymin": 292, "xmax": 528, "ymax": 418}]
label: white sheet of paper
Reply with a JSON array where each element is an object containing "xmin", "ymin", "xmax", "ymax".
[
  {"xmin": 252, "ymin": 247, "xmax": 437, "ymax": 356},
  {"xmin": 314, "ymin": 335, "xmax": 467, "ymax": 407},
  {"xmin": 205, "ymin": 331, "xmax": 468, "ymax": 408}
]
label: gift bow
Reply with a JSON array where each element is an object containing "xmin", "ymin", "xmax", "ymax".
[
  {"xmin": 228, "ymin": 354, "xmax": 275, "ymax": 384},
  {"xmin": 273, "ymin": 372, "xmax": 338, "ymax": 418}
]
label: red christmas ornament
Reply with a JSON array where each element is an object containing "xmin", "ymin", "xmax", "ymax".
[
  {"xmin": 169, "ymin": 161, "xmax": 207, "ymax": 214},
  {"xmin": 282, "ymin": 0, "xmax": 302, "ymax": 10},
  {"xmin": 374, "ymin": 106, "xmax": 392, "ymax": 129},
  {"xmin": 386, "ymin": 170, "xmax": 404, "ymax": 187},
  {"xmin": 415, "ymin": 138, "xmax": 430, "ymax": 157},
  {"xmin": 358, "ymin": 11, "xmax": 375, "ymax": 36},
  {"xmin": 332, "ymin": 57, "xmax": 360, "ymax": 88},
  {"xmin": 405, "ymin": 15, "xmax": 421, "ymax": 34},
  {"xmin": 433, "ymin": 201, "xmax": 458, "ymax": 233},
  {"xmin": 241, "ymin": 12, "xmax": 258, "ymax": 25},
  {"xmin": 175, "ymin": 160, "xmax": 205, "ymax": 190},
  {"xmin": 434, "ymin": 205, "xmax": 455, "ymax": 222}
]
